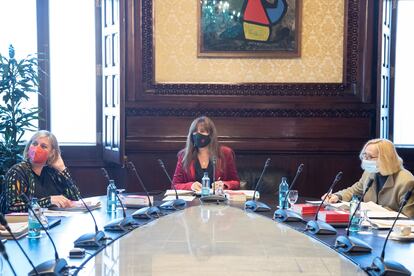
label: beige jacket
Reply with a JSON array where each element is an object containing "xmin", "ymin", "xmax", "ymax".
[{"xmin": 335, "ymin": 169, "xmax": 414, "ymax": 218}]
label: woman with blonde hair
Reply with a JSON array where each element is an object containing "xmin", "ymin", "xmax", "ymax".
[
  {"xmin": 1, "ymin": 130, "xmax": 80, "ymax": 213},
  {"xmin": 323, "ymin": 138, "xmax": 414, "ymax": 218},
  {"xmin": 172, "ymin": 116, "xmax": 240, "ymax": 191}
]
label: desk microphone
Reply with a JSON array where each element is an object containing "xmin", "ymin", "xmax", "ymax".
[
  {"xmin": 68, "ymin": 183, "xmax": 106, "ymax": 248},
  {"xmin": 127, "ymin": 161, "xmax": 161, "ymax": 219},
  {"xmin": 199, "ymin": 156, "xmax": 228, "ymax": 204},
  {"xmin": 274, "ymin": 163, "xmax": 305, "ymax": 222},
  {"xmin": 20, "ymin": 193, "xmax": 68, "ymax": 276},
  {"xmin": 244, "ymin": 158, "xmax": 271, "ymax": 212},
  {"xmin": 0, "ymin": 237, "xmax": 17, "ymax": 276},
  {"xmin": 305, "ymin": 171, "xmax": 342, "ymax": 235},
  {"xmin": 335, "ymin": 178, "xmax": 374, "ymax": 253},
  {"xmin": 157, "ymin": 159, "xmax": 187, "ymax": 210},
  {"xmin": 101, "ymin": 168, "xmax": 138, "ymax": 231},
  {"xmin": 0, "ymin": 213, "xmax": 38, "ymax": 275},
  {"xmin": 364, "ymin": 187, "xmax": 413, "ymax": 276}
]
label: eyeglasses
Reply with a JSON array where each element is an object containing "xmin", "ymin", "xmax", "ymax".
[{"xmin": 362, "ymin": 153, "xmax": 378, "ymax": 160}]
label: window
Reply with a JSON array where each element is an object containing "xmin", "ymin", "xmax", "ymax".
[
  {"xmin": 393, "ymin": 0, "xmax": 414, "ymax": 146},
  {"xmin": 1, "ymin": 0, "xmax": 123, "ymax": 164},
  {"xmin": 49, "ymin": 0, "xmax": 97, "ymax": 144},
  {"xmin": 0, "ymin": 0, "xmax": 38, "ymax": 141}
]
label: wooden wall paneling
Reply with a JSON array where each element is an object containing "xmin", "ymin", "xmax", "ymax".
[
  {"xmin": 124, "ymin": 151, "xmax": 363, "ymax": 199},
  {"xmin": 116, "ymin": 0, "xmax": 380, "ymax": 199},
  {"xmin": 132, "ymin": 0, "xmax": 371, "ymax": 101}
]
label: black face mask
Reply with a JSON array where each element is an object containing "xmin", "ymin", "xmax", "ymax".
[{"xmin": 192, "ymin": 133, "xmax": 211, "ymax": 148}]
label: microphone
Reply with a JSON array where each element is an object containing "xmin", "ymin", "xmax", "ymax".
[
  {"xmin": 305, "ymin": 171, "xmax": 343, "ymax": 235},
  {"xmin": 20, "ymin": 193, "xmax": 68, "ymax": 275},
  {"xmin": 364, "ymin": 188, "xmax": 413, "ymax": 276},
  {"xmin": 0, "ymin": 238, "xmax": 17, "ymax": 276},
  {"xmin": 274, "ymin": 163, "xmax": 305, "ymax": 222},
  {"xmin": 199, "ymin": 156, "xmax": 228, "ymax": 204},
  {"xmin": 158, "ymin": 159, "xmax": 187, "ymax": 210},
  {"xmin": 334, "ymin": 178, "xmax": 374, "ymax": 253},
  {"xmin": 101, "ymin": 168, "xmax": 138, "ymax": 231},
  {"xmin": 126, "ymin": 161, "xmax": 161, "ymax": 219},
  {"xmin": 244, "ymin": 158, "xmax": 271, "ymax": 212},
  {"xmin": 0, "ymin": 213, "xmax": 38, "ymax": 275},
  {"xmin": 68, "ymin": 182, "xmax": 106, "ymax": 248}
]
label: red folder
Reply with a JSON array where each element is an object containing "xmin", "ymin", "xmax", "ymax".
[
  {"xmin": 292, "ymin": 204, "xmax": 324, "ymax": 215},
  {"xmin": 318, "ymin": 210, "xmax": 350, "ymax": 223}
]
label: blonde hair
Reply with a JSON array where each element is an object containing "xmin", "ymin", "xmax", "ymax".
[
  {"xmin": 359, "ymin": 138, "xmax": 403, "ymax": 175},
  {"xmin": 23, "ymin": 130, "xmax": 61, "ymax": 165},
  {"xmin": 182, "ymin": 116, "xmax": 222, "ymax": 173}
]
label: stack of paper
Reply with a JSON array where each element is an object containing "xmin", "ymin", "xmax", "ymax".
[
  {"xmin": 122, "ymin": 195, "xmax": 153, "ymax": 207},
  {"xmin": 361, "ymin": 201, "xmax": 408, "ymax": 219},
  {"xmin": 0, "ymin": 222, "xmax": 28, "ymax": 239},
  {"xmin": 368, "ymin": 219, "xmax": 414, "ymax": 230},
  {"xmin": 164, "ymin": 190, "xmax": 195, "ymax": 197},
  {"xmin": 48, "ymin": 200, "xmax": 101, "ymax": 212}
]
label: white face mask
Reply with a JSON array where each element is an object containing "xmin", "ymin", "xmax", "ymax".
[{"xmin": 361, "ymin": 159, "xmax": 379, "ymax": 173}]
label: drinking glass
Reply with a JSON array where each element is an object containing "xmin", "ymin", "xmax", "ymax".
[
  {"xmin": 358, "ymin": 209, "xmax": 374, "ymax": 233},
  {"xmin": 287, "ymin": 190, "xmax": 298, "ymax": 208}
]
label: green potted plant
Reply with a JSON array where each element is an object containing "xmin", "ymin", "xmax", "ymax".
[{"xmin": 0, "ymin": 45, "xmax": 40, "ymax": 188}]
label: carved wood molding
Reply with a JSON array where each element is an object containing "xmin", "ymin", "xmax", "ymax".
[
  {"xmin": 141, "ymin": 0, "xmax": 360, "ymax": 96},
  {"xmin": 126, "ymin": 107, "xmax": 373, "ymax": 118}
]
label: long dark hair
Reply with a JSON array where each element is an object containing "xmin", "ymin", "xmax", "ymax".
[{"xmin": 182, "ymin": 116, "xmax": 222, "ymax": 173}]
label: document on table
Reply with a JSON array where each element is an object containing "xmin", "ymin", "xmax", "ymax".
[
  {"xmin": 162, "ymin": 195, "xmax": 195, "ymax": 202},
  {"xmin": 361, "ymin": 201, "xmax": 408, "ymax": 219},
  {"xmin": 164, "ymin": 190, "xmax": 195, "ymax": 196},
  {"xmin": 45, "ymin": 199, "xmax": 101, "ymax": 216},
  {"xmin": 368, "ymin": 219, "xmax": 414, "ymax": 230}
]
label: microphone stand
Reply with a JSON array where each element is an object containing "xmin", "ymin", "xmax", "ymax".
[
  {"xmin": 69, "ymin": 185, "xmax": 106, "ymax": 248},
  {"xmin": 364, "ymin": 188, "xmax": 413, "ymax": 276},
  {"xmin": 104, "ymin": 191, "xmax": 138, "ymax": 231},
  {"xmin": 20, "ymin": 194, "xmax": 68, "ymax": 276},
  {"xmin": 305, "ymin": 172, "xmax": 343, "ymax": 235},
  {"xmin": 335, "ymin": 178, "xmax": 374, "ymax": 253},
  {"xmin": 0, "ymin": 214, "xmax": 39, "ymax": 275},
  {"xmin": 199, "ymin": 156, "xmax": 228, "ymax": 204},
  {"xmin": 274, "ymin": 163, "xmax": 305, "ymax": 222},
  {"xmin": 127, "ymin": 161, "xmax": 161, "ymax": 219},
  {"xmin": 102, "ymin": 168, "xmax": 138, "ymax": 231},
  {"xmin": 158, "ymin": 159, "xmax": 187, "ymax": 210},
  {"xmin": 0, "ymin": 238, "xmax": 17, "ymax": 276},
  {"xmin": 244, "ymin": 158, "xmax": 271, "ymax": 212}
]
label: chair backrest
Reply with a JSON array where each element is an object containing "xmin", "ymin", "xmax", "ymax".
[{"xmin": 238, "ymin": 166, "xmax": 287, "ymax": 196}]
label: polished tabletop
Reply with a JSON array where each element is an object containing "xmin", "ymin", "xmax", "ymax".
[
  {"xmin": 2, "ymin": 195, "xmax": 414, "ymax": 275},
  {"xmin": 80, "ymin": 205, "xmax": 365, "ymax": 275}
]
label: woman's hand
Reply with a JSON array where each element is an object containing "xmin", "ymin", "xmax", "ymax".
[
  {"xmin": 191, "ymin": 181, "xmax": 202, "ymax": 192},
  {"xmin": 321, "ymin": 193, "xmax": 340, "ymax": 203},
  {"xmin": 50, "ymin": 153, "xmax": 66, "ymax": 172},
  {"xmin": 51, "ymin": 195, "xmax": 73, "ymax": 208}
]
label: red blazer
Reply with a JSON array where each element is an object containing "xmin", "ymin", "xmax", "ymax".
[{"xmin": 172, "ymin": 146, "xmax": 240, "ymax": 190}]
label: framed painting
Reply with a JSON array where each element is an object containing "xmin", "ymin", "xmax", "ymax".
[{"xmin": 198, "ymin": 0, "xmax": 301, "ymax": 58}]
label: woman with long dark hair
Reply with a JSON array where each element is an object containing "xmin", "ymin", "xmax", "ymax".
[{"xmin": 172, "ymin": 116, "xmax": 240, "ymax": 191}]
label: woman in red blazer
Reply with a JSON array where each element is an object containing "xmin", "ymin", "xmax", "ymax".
[{"xmin": 172, "ymin": 116, "xmax": 240, "ymax": 191}]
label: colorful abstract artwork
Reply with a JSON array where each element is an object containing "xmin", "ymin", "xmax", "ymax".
[{"xmin": 198, "ymin": 0, "xmax": 301, "ymax": 58}]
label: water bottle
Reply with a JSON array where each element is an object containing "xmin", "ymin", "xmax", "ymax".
[
  {"xmin": 107, "ymin": 179, "xmax": 117, "ymax": 212},
  {"xmin": 201, "ymin": 172, "xmax": 210, "ymax": 197},
  {"xmin": 349, "ymin": 195, "xmax": 361, "ymax": 232},
  {"xmin": 28, "ymin": 198, "xmax": 42, "ymax": 238},
  {"xmin": 279, "ymin": 177, "xmax": 289, "ymax": 209}
]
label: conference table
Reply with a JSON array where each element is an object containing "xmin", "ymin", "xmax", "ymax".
[{"xmin": 2, "ymin": 194, "xmax": 414, "ymax": 275}]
